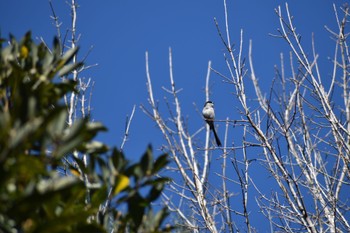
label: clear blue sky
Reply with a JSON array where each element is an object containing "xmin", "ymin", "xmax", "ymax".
[
  {"xmin": 1, "ymin": 0, "xmax": 341, "ymax": 155},
  {"xmin": 1, "ymin": 0, "xmax": 347, "ymax": 231}
]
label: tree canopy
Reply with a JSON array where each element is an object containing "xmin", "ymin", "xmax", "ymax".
[{"xmin": 0, "ymin": 32, "xmax": 172, "ymax": 233}]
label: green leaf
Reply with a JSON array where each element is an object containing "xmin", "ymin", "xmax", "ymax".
[
  {"xmin": 60, "ymin": 46, "xmax": 79, "ymax": 63},
  {"xmin": 52, "ymin": 36, "xmax": 62, "ymax": 58},
  {"xmin": 127, "ymin": 192, "xmax": 145, "ymax": 231},
  {"xmin": 147, "ymin": 182, "xmax": 164, "ymax": 202},
  {"xmin": 140, "ymin": 145, "xmax": 153, "ymax": 176},
  {"xmin": 46, "ymin": 109, "xmax": 67, "ymax": 138},
  {"xmin": 71, "ymin": 157, "xmax": 88, "ymax": 175},
  {"xmin": 126, "ymin": 164, "xmax": 143, "ymax": 181},
  {"xmin": 90, "ymin": 186, "xmax": 108, "ymax": 206},
  {"xmin": 84, "ymin": 141, "xmax": 108, "ymax": 154},
  {"xmin": 144, "ymin": 177, "xmax": 171, "ymax": 186},
  {"xmin": 58, "ymin": 61, "xmax": 82, "ymax": 77},
  {"xmin": 9, "ymin": 117, "xmax": 43, "ymax": 149},
  {"xmin": 152, "ymin": 153, "xmax": 169, "ymax": 174},
  {"xmin": 36, "ymin": 175, "xmax": 79, "ymax": 194},
  {"xmin": 111, "ymin": 148, "xmax": 127, "ymax": 171},
  {"xmin": 55, "ymin": 46, "xmax": 79, "ymax": 70},
  {"xmin": 152, "ymin": 208, "xmax": 170, "ymax": 231},
  {"xmin": 86, "ymin": 121, "xmax": 107, "ymax": 132},
  {"xmin": 55, "ymin": 119, "xmax": 86, "ymax": 157}
]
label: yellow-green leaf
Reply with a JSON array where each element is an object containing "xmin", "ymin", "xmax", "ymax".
[
  {"xmin": 20, "ymin": 45, "xmax": 29, "ymax": 58},
  {"xmin": 70, "ymin": 168, "xmax": 81, "ymax": 178},
  {"xmin": 114, "ymin": 174, "xmax": 129, "ymax": 195}
]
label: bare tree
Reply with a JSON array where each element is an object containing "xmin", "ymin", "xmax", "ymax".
[
  {"xmin": 246, "ymin": 3, "xmax": 350, "ymax": 232},
  {"xmin": 142, "ymin": 1, "xmax": 350, "ymax": 232},
  {"xmin": 142, "ymin": 49, "xmax": 221, "ymax": 233},
  {"xmin": 48, "ymin": 0, "xmax": 98, "ymax": 200}
]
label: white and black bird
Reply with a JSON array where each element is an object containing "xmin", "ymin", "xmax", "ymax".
[{"xmin": 202, "ymin": 101, "xmax": 222, "ymax": 147}]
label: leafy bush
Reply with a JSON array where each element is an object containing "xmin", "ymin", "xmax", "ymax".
[{"xmin": 0, "ymin": 32, "xmax": 171, "ymax": 233}]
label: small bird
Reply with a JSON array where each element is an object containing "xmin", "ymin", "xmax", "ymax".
[{"xmin": 202, "ymin": 101, "xmax": 222, "ymax": 147}]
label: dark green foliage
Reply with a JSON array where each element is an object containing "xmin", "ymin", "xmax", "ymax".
[
  {"xmin": 0, "ymin": 33, "xmax": 172, "ymax": 233},
  {"xmin": 0, "ymin": 31, "xmax": 104, "ymax": 233},
  {"xmin": 107, "ymin": 146, "xmax": 172, "ymax": 232}
]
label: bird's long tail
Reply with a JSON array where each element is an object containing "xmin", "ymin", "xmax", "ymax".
[{"xmin": 210, "ymin": 123, "xmax": 222, "ymax": 147}]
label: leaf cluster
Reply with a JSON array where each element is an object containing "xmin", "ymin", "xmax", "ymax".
[
  {"xmin": 104, "ymin": 147, "xmax": 172, "ymax": 232},
  {"xmin": 0, "ymin": 33, "xmax": 172, "ymax": 233}
]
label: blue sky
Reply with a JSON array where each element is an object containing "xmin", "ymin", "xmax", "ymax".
[
  {"xmin": 0, "ymin": 0, "xmax": 341, "ymax": 155},
  {"xmin": 1, "ymin": 0, "xmax": 348, "ymax": 231}
]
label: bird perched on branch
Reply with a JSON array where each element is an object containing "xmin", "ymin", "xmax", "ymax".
[{"xmin": 202, "ymin": 101, "xmax": 222, "ymax": 147}]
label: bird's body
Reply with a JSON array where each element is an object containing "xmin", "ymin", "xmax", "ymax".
[{"xmin": 202, "ymin": 101, "xmax": 222, "ymax": 147}]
